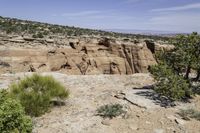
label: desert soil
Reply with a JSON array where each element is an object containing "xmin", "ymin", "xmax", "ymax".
[{"xmin": 0, "ymin": 72, "xmax": 200, "ymax": 133}]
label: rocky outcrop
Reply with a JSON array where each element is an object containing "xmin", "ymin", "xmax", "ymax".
[{"xmin": 0, "ymin": 35, "xmax": 170, "ymax": 75}]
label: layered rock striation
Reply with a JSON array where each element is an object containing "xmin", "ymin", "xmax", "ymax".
[{"xmin": 0, "ymin": 34, "xmax": 169, "ymax": 75}]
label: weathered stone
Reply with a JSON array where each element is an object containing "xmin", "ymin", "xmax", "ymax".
[
  {"xmin": 101, "ymin": 118, "xmax": 111, "ymax": 126},
  {"xmin": 23, "ymin": 37, "xmax": 35, "ymax": 41},
  {"xmin": 123, "ymin": 89, "xmax": 161, "ymax": 109},
  {"xmin": 167, "ymin": 115, "xmax": 186, "ymax": 125},
  {"xmin": 0, "ymin": 37, "xmax": 175, "ymax": 75},
  {"xmin": 153, "ymin": 129, "xmax": 164, "ymax": 133},
  {"xmin": 46, "ymin": 39, "xmax": 54, "ymax": 43}
]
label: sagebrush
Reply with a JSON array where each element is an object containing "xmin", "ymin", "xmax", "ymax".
[
  {"xmin": 178, "ymin": 109, "xmax": 200, "ymax": 121},
  {"xmin": 97, "ymin": 104, "xmax": 125, "ymax": 118},
  {"xmin": 9, "ymin": 74, "xmax": 69, "ymax": 117}
]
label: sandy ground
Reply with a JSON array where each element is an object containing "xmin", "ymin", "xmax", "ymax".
[{"xmin": 0, "ymin": 72, "xmax": 200, "ymax": 133}]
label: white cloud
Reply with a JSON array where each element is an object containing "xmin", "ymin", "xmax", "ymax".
[
  {"xmin": 151, "ymin": 2, "xmax": 200, "ymax": 12},
  {"xmin": 146, "ymin": 12, "xmax": 200, "ymax": 32},
  {"xmin": 61, "ymin": 10, "xmax": 102, "ymax": 17},
  {"xmin": 51, "ymin": 6, "xmax": 200, "ymax": 32},
  {"xmin": 58, "ymin": 10, "xmax": 135, "ymax": 21},
  {"xmin": 51, "ymin": 10, "xmax": 137, "ymax": 29}
]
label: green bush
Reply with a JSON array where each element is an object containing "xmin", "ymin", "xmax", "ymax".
[
  {"xmin": 0, "ymin": 90, "xmax": 33, "ymax": 133},
  {"xmin": 32, "ymin": 32, "xmax": 44, "ymax": 38},
  {"xmin": 178, "ymin": 109, "xmax": 200, "ymax": 121},
  {"xmin": 149, "ymin": 33, "xmax": 200, "ymax": 101},
  {"xmin": 149, "ymin": 64, "xmax": 191, "ymax": 100},
  {"xmin": 32, "ymin": 34, "xmax": 37, "ymax": 38},
  {"xmin": 9, "ymin": 74, "xmax": 69, "ymax": 117},
  {"xmin": 97, "ymin": 104, "xmax": 125, "ymax": 118},
  {"xmin": 37, "ymin": 32, "xmax": 44, "ymax": 38}
]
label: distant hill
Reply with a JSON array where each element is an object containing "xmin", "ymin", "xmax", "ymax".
[
  {"xmin": 105, "ymin": 29, "xmax": 188, "ymax": 37},
  {"xmin": 0, "ymin": 16, "xmax": 171, "ymax": 41}
]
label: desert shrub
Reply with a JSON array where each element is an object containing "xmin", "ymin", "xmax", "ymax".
[
  {"xmin": 9, "ymin": 74, "xmax": 69, "ymax": 117},
  {"xmin": 97, "ymin": 104, "xmax": 125, "ymax": 118},
  {"xmin": 32, "ymin": 34, "xmax": 37, "ymax": 38},
  {"xmin": 149, "ymin": 64, "xmax": 192, "ymax": 100},
  {"xmin": 0, "ymin": 90, "xmax": 33, "ymax": 133},
  {"xmin": 32, "ymin": 32, "xmax": 44, "ymax": 38},
  {"xmin": 37, "ymin": 32, "xmax": 44, "ymax": 38},
  {"xmin": 178, "ymin": 109, "xmax": 200, "ymax": 121}
]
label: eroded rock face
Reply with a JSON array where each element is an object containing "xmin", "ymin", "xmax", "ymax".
[{"xmin": 0, "ymin": 36, "xmax": 163, "ymax": 75}]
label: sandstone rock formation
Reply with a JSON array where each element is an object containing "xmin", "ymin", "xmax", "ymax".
[{"xmin": 0, "ymin": 34, "xmax": 170, "ymax": 75}]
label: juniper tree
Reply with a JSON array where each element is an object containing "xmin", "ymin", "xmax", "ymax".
[{"xmin": 150, "ymin": 32, "xmax": 200, "ymax": 100}]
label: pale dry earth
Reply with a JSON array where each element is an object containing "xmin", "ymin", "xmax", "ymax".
[{"xmin": 0, "ymin": 72, "xmax": 200, "ymax": 133}]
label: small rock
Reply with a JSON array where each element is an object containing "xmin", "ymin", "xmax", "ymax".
[
  {"xmin": 46, "ymin": 39, "xmax": 54, "ymax": 43},
  {"xmin": 23, "ymin": 37, "xmax": 35, "ymax": 41},
  {"xmin": 167, "ymin": 127, "xmax": 176, "ymax": 132},
  {"xmin": 122, "ymin": 112, "xmax": 130, "ymax": 119},
  {"xmin": 114, "ymin": 93, "xmax": 125, "ymax": 99},
  {"xmin": 167, "ymin": 115, "xmax": 186, "ymax": 125},
  {"xmin": 129, "ymin": 125, "xmax": 138, "ymax": 130},
  {"xmin": 159, "ymin": 120, "xmax": 164, "ymax": 126},
  {"xmin": 101, "ymin": 118, "xmax": 111, "ymax": 126},
  {"xmin": 175, "ymin": 118, "xmax": 185, "ymax": 125},
  {"xmin": 167, "ymin": 115, "xmax": 175, "ymax": 122},
  {"xmin": 154, "ymin": 129, "xmax": 164, "ymax": 133},
  {"xmin": 146, "ymin": 121, "xmax": 151, "ymax": 124},
  {"xmin": 136, "ymin": 115, "xmax": 140, "ymax": 118}
]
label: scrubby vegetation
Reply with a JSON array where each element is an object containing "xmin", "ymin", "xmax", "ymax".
[
  {"xmin": 178, "ymin": 109, "xmax": 200, "ymax": 121},
  {"xmin": 32, "ymin": 32, "xmax": 44, "ymax": 38},
  {"xmin": 9, "ymin": 74, "xmax": 69, "ymax": 117},
  {"xmin": 149, "ymin": 64, "xmax": 191, "ymax": 100},
  {"xmin": 0, "ymin": 90, "xmax": 33, "ymax": 133},
  {"xmin": 97, "ymin": 104, "xmax": 125, "ymax": 118},
  {"xmin": 0, "ymin": 74, "xmax": 69, "ymax": 132},
  {"xmin": 0, "ymin": 16, "xmax": 170, "ymax": 41},
  {"xmin": 150, "ymin": 32, "xmax": 200, "ymax": 100}
]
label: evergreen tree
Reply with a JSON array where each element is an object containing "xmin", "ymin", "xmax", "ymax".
[{"xmin": 150, "ymin": 32, "xmax": 200, "ymax": 100}]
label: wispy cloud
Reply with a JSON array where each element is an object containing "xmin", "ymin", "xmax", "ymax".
[
  {"xmin": 61, "ymin": 10, "xmax": 101, "ymax": 17},
  {"xmin": 151, "ymin": 2, "xmax": 200, "ymax": 12},
  {"xmin": 146, "ymin": 12, "xmax": 200, "ymax": 32},
  {"xmin": 50, "ymin": 3, "xmax": 200, "ymax": 32},
  {"xmin": 51, "ymin": 10, "xmax": 137, "ymax": 29},
  {"xmin": 55, "ymin": 10, "xmax": 135, "ymax": 21}
]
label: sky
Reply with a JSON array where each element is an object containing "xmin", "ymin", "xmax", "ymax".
[{"xmin": 0, "ymin": 0, "xmax": 200, "ymax": 33}]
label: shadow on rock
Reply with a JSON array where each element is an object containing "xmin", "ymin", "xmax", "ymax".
[{"xmin": 134, "ymin": 88, "xmax": 176, "ymax": 108}]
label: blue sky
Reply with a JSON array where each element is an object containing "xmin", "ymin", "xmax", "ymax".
[{"xmin": 0, "ymin": 0, "xmax": 200, "ymax": 32}]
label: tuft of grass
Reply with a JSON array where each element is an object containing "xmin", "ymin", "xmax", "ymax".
[
  {"xmin": 178, "ymin": 109, "xmax": 200, "ymax": 121},
  {"xmin": 97, "ymin": 104, "xmax": 125, "ymax": 119}
]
